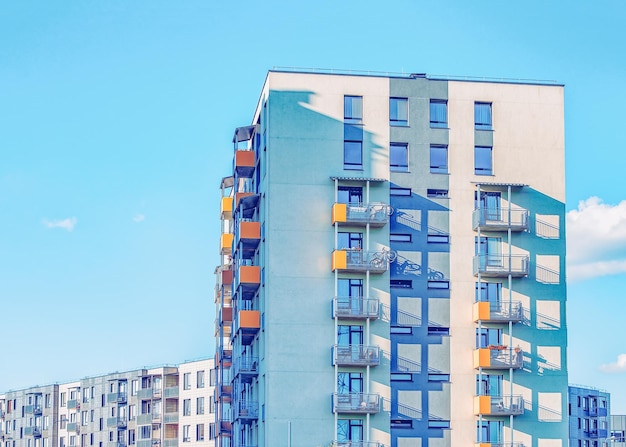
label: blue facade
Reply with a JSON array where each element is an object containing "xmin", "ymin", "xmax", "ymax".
[{"xmin": 569, "ymin": 385, "xmax": 610, "ymax": 447}]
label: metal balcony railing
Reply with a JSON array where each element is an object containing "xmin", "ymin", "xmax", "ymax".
[
  {"xmin": 474, "ymin": 301, "xmax": 524, "ymax": 323},
  {"xmin": 232, "ymin": 401, "xmax": 259, "ymax": 422},
  {"xmin": 332, "ymin": 202, "xmax": 391, "ymax": 227},
  {"xmin": 473, "ymin": 254, "xmax": 529, "ymax": 277},
  {"xmin": 475, "ymin": 348, "xmax": 524, "ymax": 369},
  {"xmin": 333, "ymin": 393, "xmax": 380, "ymax": 414},
  {"xmin": 478, "ymin": 443, "xmax": 525, "ymax": 447},
  {"xmin": 232, "ymin": 356, "xmax": 259, "ymax": 382},
  {"xmin": 472, "ymin": 208, "xmax": 529, "ymax": 231},
  {"xmin": 333, "ymin": 345, "xmax": 380, "ymax": 367},
  {"xmin": 476, "ymin": 395, "xmax": 524, "ymax": 416},
  {"xmin": 333, "ymin": 297, "xmax": 379, "ymax": 319},
  {"xmin": 332, "ymin": 250, "xmax": 393, "ymax": 274}
]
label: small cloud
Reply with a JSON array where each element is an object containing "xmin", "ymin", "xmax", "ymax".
[
  {"xmin": 132, "ymin": 214, "xmax": 145, "ymax": 223},
  {"xmin": 599, "ymin": 354, "xmax": 626, "ymax": 373},
  {"xmin": 42, "ymin": 217, "xmax": 77, "ymax": 232},
  {"xmin": 567, "ymin": 197, "xmax": 626, "ymax": 281}
]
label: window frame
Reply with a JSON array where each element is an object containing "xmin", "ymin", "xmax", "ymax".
[
  {"xmin": 430, "ymin": 145, "xmax": 448, "ymax": 174},
  {"xmin": 390, "ymin": 142, "xmax": 409, "ymax": 172},
  {"xmin": 429, "ymin": 99, "xmax": 448, "ymax": 128},
  {"xmin": 389, "ymin": 97, "xmax": 408, "ymax": 126},
  {"xmin": 474, "ymin": 146, "xmax": 493, "ymax": 175},
  {"xmin": 475, "ymin": 102, "xmax": 493, "ymax": 130}
]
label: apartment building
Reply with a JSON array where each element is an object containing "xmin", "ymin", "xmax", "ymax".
[
  {"xmin": 568, "ymin": 385, "xmax": 610, "ymax": 447},
  {"xmin": 611, "ymin": 415, "xmax": 626, "ymax": 447},
  {"xmin": 1, "ymin": 360, "xmax": 214, "ymax": 447},
  {"xmin": 214, "ymin": 69, "xmax": 568, "ymax": 447}
]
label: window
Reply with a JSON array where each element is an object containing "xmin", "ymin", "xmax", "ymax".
[
  {"xmin": 428, "ymin": 420, "xmax": 451, "ymax": 429},
  {"xmin": 337, "ymin": 372, "xmax": 363, "ymax": 393},
  {"xmin": 430, "ymin": 145, "xmax": 448, "ymax": 174},
  {"xmin": 196, "ymin": 398, "xmax": 204, "ymax": 415},
  {"xmin": 390, "ymin": 143, "xmax": 408, "ymax": 172},
  {"xmin": 391, "ymin": 373, "xmax": 413, "ymax": 381},
  {"xmin": 390, "ymin": 97, "xmax": 408, "ymax": 126},
  {"xmin": 337, "ymin": 186, "xmax": 363, "ymax": 204},
  {"xmin": 209, "ymin": 369, "xmax": 217, "ymax": 387},
  {"xmin": 390, "ymin": 186, "xmax": 411, "ymax": 196},
  {"xmin": 344, "ymin": 96, "xmax": 363, "ymax": 170},
  {"xmin": 475, "ymin": 146, "xmax": 493, "ymax": 175},
  {"xmin": 338, "ymin": 232, "xmax": 363, "ymax": 250},
  {"xmin": 390, "ymin": 326, "xmax": 412, "ymax": 334},
  {"xmin": 427, "ymin": 189, "xmax": 448, "ymax": 198},
  {"xmin": 390, "ymin": 279, "xmax": 412, "ymax": 289},
  {"xmin": 391, "ymin": 420, "xmax": 413, "ymax": 429},
  {"xmin": 390, "ymin": 234, "xmax": 411, "ymax": 243},
  {"xmin": 427, "ymin": 234, "xmax": 449, "ymax": 244},
  {"xmin": 128, "ymin": 430, "xmax": 135, "ymax": 446},
  {"xmin": 430, "ymin": 100, "xmax": 447, "ymax": 128},
  {"xmin": 209, "ymin": 399, "xmax": 215, "ymax": 414},
  {"xmin": 182, "ymin": 426, "xmax": 190, "ymax": 443},
  {"xmin": 60, "ymin": 393, "xmax": 66, "ymax": 407},
  {"xmin": 139, "ymin": 426, "xmax": 151, "ymax": 440},
  {"xmin": 337, "ymin": 419, "xmax": 363, "ymax": 443},
  {"xmin": 428, "ymin": 374, "xmax": 450, "ymax": 382},
  {"xmin": 208, "ymin": 423, "xmax": 216, "ymax": 440},
  {"xmin": 183, "ymin": 373, "xmax": 191, "ymax": 390},
  {"xmin": 59, "ymin": 438, "xmax": 65, "ymax": 447},
  {"xmin": 475, "ymin": 102, "xmax": 492, "ymax": 130},
  {"xmin": 428, "ymin": 326, "xmax": 450, "ymax": 335},
  {"xmin": 196, "ymin": 371, "xmax": 204, "ymax": 388},
  {"xmin": 196, "ymin": 424, "xmax": 204, "ymax": 442},
  {"xmin": 131, "ymin": 380, "xmax": 138, "ymax": 396},
  {"xmin": 337, "ymin": 325, "xmax": 363, "ymax": 346},
  {"xmin": 183, "ymin": 399, "xmax": 191, "ymax": 416}
]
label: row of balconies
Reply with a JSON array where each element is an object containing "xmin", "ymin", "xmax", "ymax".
[
  {"xmin": 219, "ymin": 221, "xmax": 261, "ymax": 257},
  {"xmin": 106, "ymin": 392, "xmax": 127, "ymax": 404},
  {"xmin": 23, "ymin": 426, "xmax": 42, "ymax": 437},
  {"xmin": 474, "ymin": 395, "xmax": 524, "ymax": 416}
]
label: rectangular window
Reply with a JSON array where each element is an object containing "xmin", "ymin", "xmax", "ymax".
[
  {"xmin": 430, "ymin": 145, "xmax": 448, "ymax": 174},
  {"xmin": 196, "ymin": 371, "xmax": 204, "ymax": 388},
  {"xmin": 196, "ymin": 397, "xmax": 204, "ymax": 415},
  {"xmin": 390, "ymin": 233, "xmax": 411, "ymax": 243},
  {"xmin": 390, "ymin": 279, "xmax": 412, "ymax": 289},
  {"xmin": 475, "ymin": 102, "xmax": 492, "ymax": 130},
  {"xmin": 128, "ymin": 430, "xmax": 135, "ymax": 446},
  {"xmin": 183, "ymin": 399, "xmax": 191, "ymax": 416},
  {"xmin": 343, "ymin": 141, "xmax": 363, "ymax": 170},
  {"xmin": 390, "ymin": 97, "xmax": 408, "ymax": 126},
  {"xmin": 390, "ymin": 187, "xmax": 411, "ymax": 196},
  {"xmin": 344, "ymin": 96, "xmax": 363, "ymax": 123},
  {"xmin": 182, "ymin": 426, "xmax": 190, "ymax": 443},
  {"xmin": 475, "ymin": 146, "xmax": 493, "ymax": 175},
  {"xmin": 427, "ymin": 234, "xmax": 450, "ymax": 244},
  {"xmin": 128, "ymin": 405, "xmax": 136, "ymax": 421},
  {"xmin": 428, "ymin": 280, "xmax": 450, "ymax": 289},
  {"xmin": 131, "ymin": 380, "xmax": 138, "ymax": 396},
  {"xmin": 208, "ymin": 423, "xmax": 216, "ymax": 440},
  {"xmin": 427, "ymin": 189, "xmax": 448, "ymax": 198},
  {"xmin": 391, "ymin": 420, "xmax": 413, "ymax": 429},
  {"xmin": 209, "ymin": 369, "xmax": 216, "ymax": 387},
  {"xmin": 60, "ymin": 393, "xmax": 66, "ymax": 407},
  {"xmin": 196, "ymin": 424, "xmax": 204, "ymax": 442},
  {"xmin": 344, "ymin": 96, "xmax": 363, "ymax": 170},
  {"xmin": 390, "ymin": 327, "xmax": 412, "ymax": 334},
  {"xmin": 391, "ymin": 373, "xmax": 413, "ymax": 381},
  {"xmin": 428, "ymin": 326, "xmax": 450, "ymax": 335},
  {"xmin": 390, "ymin": 143, "xmax": 409, "ymax": 172},
  {"xmin": 428, "ymin": 420, "xmax": 451, "ymax": 429},
  {"xmin": 183, "ymin": 373, "xmax": 191, "ymax": 390},
  {"xmin": 428, "ymin": 374, "xmax": 450, "ymax": 382},
  {"xmin": 430, "ymin": 100, "xmax": 447, "ymax": 128}
]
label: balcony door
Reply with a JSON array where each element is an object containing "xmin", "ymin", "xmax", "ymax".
[
  {"xmin": 476, "ymin": 237, "xmax": 502, "ymax": 267},
  {"xmin": 476, "ymin": 191, "xmax": 501, "ymax": 220}
]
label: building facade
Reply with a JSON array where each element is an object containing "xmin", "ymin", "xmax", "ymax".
[
  {"xmin": 568, "ymin": 385, "xmax": 610, "ymax": 447},
  {"xmin": 610, "ymin": 415, "xmax": 626, "ymax": 447},
  {"xmin": 214, "ymin": 69, "xmax": 569, "ymax": 447},
  {"xmin": 1, "ymin": 360, "xmax": 214, "ymax": 447}
]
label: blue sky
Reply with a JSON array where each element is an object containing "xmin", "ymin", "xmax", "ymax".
[{"xmin": 1, "ymin": 0, "xmax": 626, "ymax": 411}]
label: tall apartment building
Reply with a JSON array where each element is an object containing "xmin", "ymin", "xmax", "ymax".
[
  {"xmin": 568, "ymin": 385, "xmax": 610, "ymax": 447},
  {"xmin": 214, "ymin": 69, "xmax": 568, "ymax": 447},
  {"xmin": 1, "ymin": 360, "xmax": 214, "ymax": 447}
]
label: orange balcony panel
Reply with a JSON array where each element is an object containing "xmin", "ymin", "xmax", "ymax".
[
  {"xmin": 235, "ymin": 192, "xmax": 254, "ymax": 208},
  {"xmin": 474, "ymin": 395, "xmax": 491, "ymax": 415},
  {"xmin": 475, "ymin": 444, "xmax": 491, "ymax": 447},
  {"xmin": 220, "ymin": 233, "xmax": 234, "ymax": 255},
  {"xmin": 474, "ymin": 348, "xmax": 491, "ymax": 369},
  {"xmin": 473, "ymin": 302, "xmax": 491, "ymax": 322},
  {"xmin": 332, "ymin": 250, "xmax": 347, "ymax": 271},
  {"xmin": 221, "ymin": 269, "xmax": 233, "ymax": 285},
  {"xmin": 239, "ymin": 221, "xmax": 261, "ymax": 240},
  {"xmin": 235, "ymin": 150, "xmax": 255, "ymax": 177},
  {"xmin": 332, "ymin": 203, "xmax": 347, "ymax": 225},
  {"xmin": 239, "ymin": 266, "xmax": 261, "ymax": 284},
  {"xmin": 221, "ymin": 197, "xmax": 233, "ymax": 220},
  {"xmin": 222, "ymin": 307, "xmax": 233, "ymax": 323},
  {"xmin": 239, "ymin": 310, "xmax": 260, "ymax": 329}
]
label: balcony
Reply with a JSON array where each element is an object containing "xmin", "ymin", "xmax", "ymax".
[
  {"xmin": 234, "ymin": 150, "xmax": 255, "ymax": 177},
  {"xmin": 24, "ymin": 426, "xmax": 42, "ymax": 437},
  {"xmin": 108, "ymin": 442, "xmax": 126, "ymax": 447},
  {"xmin": 585, "ymin": 429, "xmax": 608, "ymax": 439},
  {"xmin": 220, "ymin": 233, "xmax": 234, "ymax": 256},
  {"xmin": 232, "ymin": 401, "xmax": 259, "ymax": 424},
  {"xmin": 24, "ymin": 405, "xmax": 42, "ymax": 415},
  {"xmin": 216, "ymin": 348, "xmax": 232, "ymax": 367},
  {"xmin": 331, "ymin": 442, "xmax": 382, "ymax": 447},
  {"xmin": 235, "ymin": 266, "xmax": 261, "ymax": 299},
  {"xmin": 137, "ymin": 388, "xmax": 153, "ymax": 399},
  {"xmin": 107, "ymin": 417, "xmax": 127, "ymax": 429},
  {"xmin": 332, "ymin": 393, "xmax": 380, "ymax": 414},
  {"xmin": 163, "ymin": 412, "xmax": 178, "ymax": 424},
  {"xmin": 333, "ymin": 297, "xmax": 379, "ymax": 320},
  {"xmin": 474, "ymin": 348, "xmax": 523, "ymax": 369},
  {"xmin": 472, "ymin": 208, "xmax": 529, "ymax": 232},
  {"xmin": 136, "ymin": 414, "xmax": 152, "ymax": 425},
  {"xmin": 163, "ymin": 386, "xmax": 179, "ymax": 398},
  {"xmin": 333, "ymin": 345, "xmax": 380, "ymax": 367},
  {"xmin": 232, "ymin": 356, "xmax": 259, "ymax": 383},
  {"xmin": 107, "ymin": 392, "xmax": 127, "ymax": 404},
  {"xmin": 474, "ymin": 395, "xmax": 524, "ymax": 416},
  {"xmin": 235, "ymin": 221, "xmax": 261, "ymax": 259},
  {"xmin": 218, "ymin": 421, "xmax": 232, "ymax": 436},
  {"xmin": 233, "ymin": 310, "xmax": 260, "ymax": 345},
  {"xmin": 221, "ymin": 197, "xmax": 233, "ymax": 220},
  {"xmin": 473, "ymin": 301, "xmax": 523, "ymax": 323},
  {"xmin": 217, "ymin": 385, "xmax": 232, "ymax": 403},
  {"xmin": 163, "ymin": 440, "xmax": 178, "ymax": 447},
  {"xmin": 473, "ymin": 254, "xmax": 529, "ymax": 277},
  {"xmin": 332, "ymin": 202, "xmax": 391, "ymax": 227},
  {"xmin": 66, "ymin": 422, "xmax": 79, "ymax": 433},
  {"xmin": 234, "ymin": 193, "xmax": 260, "ymax": 219},
  {"xmin": 67, "ymin": 399, "xmax": 79, "ymax": 409},
  {"xmin": 331, "ymin": 250, "xmax": 391, "ymax": 274},
  {"xmin": 220, "ymin": 307, "xmax": 233, "ymax": 324}
]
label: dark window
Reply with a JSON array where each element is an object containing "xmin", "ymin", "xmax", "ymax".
[
  {"xmin": 344, "ymin": 141, "xmax": 363, "ymax": 170},
  {"xmin": 427, "ymin": 189, "xmax": 448, "ymax": 198},
  {"xmin": 344, "ymin": 96, "xmax": 363, "ymax": 170},
  {"xmin": 391, "ymin": 420, "xmax": 413, "ymax": 429},
  {"xmin": 427, "ymin": 234, "xmax": 449, "ymax": 243},
  {"xmin": 390, "ymin": 279, "xmax": 412, "ymax": 289},
  {"xmin": 428, "ymin": 326, "xmax": 450, "ymax": 335},
  {"xmin": 337, "ymin": 186, "xmax": 363, "ymax": 204},
  {"xmin": 391, "ymin": 373, "xmax": 413, "ymax": 381},
  {"xmin": 429, "ymin": 420, "xmax": 451, "ymax": 429}
]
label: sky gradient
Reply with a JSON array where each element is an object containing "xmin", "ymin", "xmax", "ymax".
[{"xmin": 1, "ymin": 1, "xmax": 626, "ymax": 412}]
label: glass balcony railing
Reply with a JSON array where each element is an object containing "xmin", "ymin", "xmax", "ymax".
[
  {"xmin": 332, "ymin": 203, "xmax": 391, "ymax": 227},
  {"xmin": 474, "ymin": 347, "xmax": 524, "ymax": 369},
  {"xmin": 473, "ymin": 254, "xmax": 529, "ymax": 277},
  {"xmin": 232, "ymin": 401, "xmax": 259, "ymax": 423},
  {"xmin": 473, "ymin": 301, "xmax": 524, "ymax": 323},
  {"xmin": 332, "ymin": 250, "xmax": 392, "ymax": 274},
  {"xmin": 333, "ymin": 297, "xmax": 380, "ymax": 320},
  {"xmin": 332, "ymin": 393, "xmax": 380, "ymax": 414},
  {"xmin": 474, "ymin": 395, "xmax": 524, "ymax": 416},
  {"xmin": 472, "ymin": 208, "xmax": 529, "ymax": 232},
  {"xmin": 106, "ymin": 392, "xmax": 127, "ymax": 404},
  {"xmin": 332, "ymin": 345, "xmax": 380, "ymax": 367}
]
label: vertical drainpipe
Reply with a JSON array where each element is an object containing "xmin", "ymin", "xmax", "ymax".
[
  {"xmin": 476, "ymin": 184, "xmax": 483, "ymax": 443},
  {"xmin": 508, "ymin": 185, "xmax": 515, "ymax": 447},
  {"xmin": 365, "ymin": 180, "xmax": 371, "ymax": 442},
  {"xmin": 334, "ymin": 178, "xmax": 339, "ymax": 444}
]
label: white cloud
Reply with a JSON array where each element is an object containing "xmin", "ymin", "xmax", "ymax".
[
  {"xmin": 132, "ymin": 214, "xmax": 145, "ymax": 223},
  {"xmin": 598, "ymin": 354, "xmax": 626, "ymax": 373},
  {"xmin": 567, "ymin": 197, "xmax": 626, "ymax": 281},
  {"xmin": 42, "ymin": 217, "xmax": 77, "ymax": 232}
]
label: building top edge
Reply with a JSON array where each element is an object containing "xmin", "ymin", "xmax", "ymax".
[
  {"xmin": 330, "ymin": 176, "xmax": 387, "ymax": 182},
  {"xmin": 270, "ymin": 67, "xmax": 563, "ymax": 87}
]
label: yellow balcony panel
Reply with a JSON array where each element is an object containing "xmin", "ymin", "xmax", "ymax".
[
  {"xmin": 220, "ymin": 233, "xmax": 234, "ymax": 255},
  {"xmin": 331, "ymin": 250, "xmax": 389, "ymax": 274},
  {"xmin": 331, "ymin": 202, "xmax": 390, "ymax": 227},
  {"xmin": 221, "ymin": 197, "xmax": 233, "ymax": 220},
  {"xmin": 474, "ymin": 395, "xmax": 524, "ymax": 416},
  {"xmin": 332, "ymin": 203, "xmax": 347, "ymax": 225},
  {"xmin": 474, "ymin": 348, "xmax": 523, "ymax": 369},
  {"xmin": 238, "ymin": 310, "xmax": 260, "ymax": 329},
  {"xmin": 474, "ymin": 395, "xmax": 491, "ymax": 415},
  {"xmin": 332, "ymin": 250, "xmax": 347, "ymax": 271},
  {"xmin": 473, "ymin": 301, "xmax": 524, "ymax": 323},
  {"xmin": 473, "ymin": 302, "xmax": 491, "ymax": 322}
]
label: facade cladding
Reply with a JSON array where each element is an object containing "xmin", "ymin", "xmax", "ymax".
[
  {"xmin": 0, "ymin": 360, "xmax": 215, "ymax": 447},
  {"xmin": 215, "ymin": 70, "xmax": 569, "ymax": 447},
  {"xmin": 568, "ymin": 386, "xmax": 610, "ymax": 447}
]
